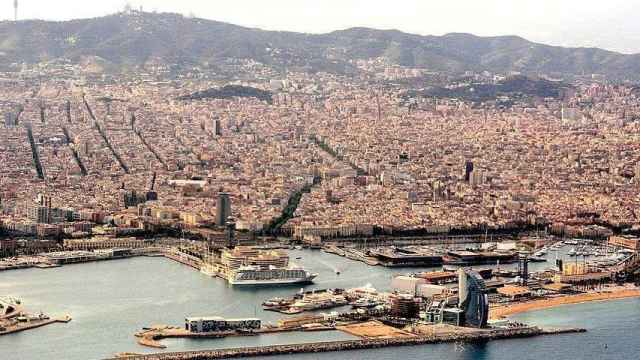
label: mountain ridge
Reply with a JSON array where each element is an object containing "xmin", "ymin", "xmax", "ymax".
[{"xmin": 1, "ymin": 11, "xmax": 639, "ymax": 80}]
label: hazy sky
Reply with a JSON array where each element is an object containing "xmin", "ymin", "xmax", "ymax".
[{"xmin": 3, "ymin": 0, "xmax": 640, "ymax": 53}]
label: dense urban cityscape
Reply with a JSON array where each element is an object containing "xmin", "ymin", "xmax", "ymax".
[
  {"xmin": 3, "ymin": 60, "xmax": 640, "ymax": 241},
  {"xmin": 2, "ymin": 5, "xmax": 640, "ymax": 360}
]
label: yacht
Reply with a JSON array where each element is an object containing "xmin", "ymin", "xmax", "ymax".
[{"xmin": 350, "ymin": 298, "xmax": 380, "ymax": 309}]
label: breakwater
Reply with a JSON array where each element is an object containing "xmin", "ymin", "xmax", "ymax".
[{"xmin": 111, "ymin": 327, "xmax": 585, "ymax": 359}]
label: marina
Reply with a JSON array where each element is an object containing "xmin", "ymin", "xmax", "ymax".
[
  {"xmin": 262, "ymin": 288, "xmax": 348, "ymax": 314},
  {"xmin": 326, "ymin": 244, "xmax": 520, "ymax": 268}
]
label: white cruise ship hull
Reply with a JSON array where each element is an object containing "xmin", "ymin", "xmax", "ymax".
[{"xmin": 228, "ymin": 275, "xmax": 317, "ymax": 286}]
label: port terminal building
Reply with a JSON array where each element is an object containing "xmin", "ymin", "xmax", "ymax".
[{"xmin": 185, "ymin": 317, "xmax": 260, "ymax": 333}]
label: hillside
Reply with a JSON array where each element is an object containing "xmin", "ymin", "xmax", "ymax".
[
  {"xmin": 1, "ymin": 11, "xmax": 640, "ymax": 80},
  {"xmin": 177, "ymin": 85, "xmax": 273, "ymax": 104},
  {"xmin": 411, "ymin": 76, "xmax": 570, "ymax": 103}
]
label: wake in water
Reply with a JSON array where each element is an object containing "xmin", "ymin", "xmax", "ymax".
[{"xmin": 314, "ymin": 258, "xmax": 340, "ymax": 273}]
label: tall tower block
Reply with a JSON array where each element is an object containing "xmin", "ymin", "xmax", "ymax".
[{"xmin": 216, "ymin": 192, "xmax": 231, "ymax": 227}]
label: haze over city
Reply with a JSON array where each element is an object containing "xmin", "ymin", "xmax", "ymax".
[{"xmin": 2, "ymin": 0, "xmax": 640, "ymax": 53}]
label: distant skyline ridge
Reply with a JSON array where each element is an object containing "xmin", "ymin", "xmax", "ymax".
[
  {"xmin": 2, "ymin": 11, "xmax": 640, "ymax": 80},
  {"xmin": 0, "ymin": 0, "xmax": 639, "ymax": 54}
]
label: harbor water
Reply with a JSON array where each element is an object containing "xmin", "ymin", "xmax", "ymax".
[{"xmin": 0, "ymin": 248, "xmax": 637, "ymax": 359}]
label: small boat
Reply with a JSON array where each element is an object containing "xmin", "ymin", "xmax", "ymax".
[
  {"xmin": 350, "ymin": 298, "xmax": 379, "ymax": 309},
  {"xmin": 295, "ymin": 246, "xmax": 303, "ymax": 250},
  {"xmin": 534, "ymin": 250, "xmax": 547, "ymax": 257},
  {"xmin": 528, "ymin": 256, "xmax": 547, "ymax": 263},
  {"xmin": 568, "ymin": 248, "xmax": 577, "ymax": 256},
  {"xmin": 281, "ymin": 307, "xmax": 304, "ymax": 315},
  {"xmin": 295, "ymin": 257, "xmax": 302, "ymax": 260}
]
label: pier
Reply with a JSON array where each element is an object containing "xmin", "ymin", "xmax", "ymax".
[
  {"xmin": 0, "ymin": 315, "xmax": 71, "ymax": 336},
  {"xmin": 323, "ymin": 245, "xmax": 379, "ymax": 266},
  {"xmin": 112, "ymin": 326, "xmax": 585, "ymax": 359}
]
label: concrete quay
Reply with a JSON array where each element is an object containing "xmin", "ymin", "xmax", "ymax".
[
  {"xmin": 0, "ymin": 315, "xmax": 72, "ymax": 336},
  {"xmin": 111, "ymin": 326, "xmax": 585, "ymax": 359}
]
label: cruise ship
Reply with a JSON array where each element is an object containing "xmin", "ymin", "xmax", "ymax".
[{"xmin": 227, "ymin": 265, "xmax": 317, "ymax": 285}]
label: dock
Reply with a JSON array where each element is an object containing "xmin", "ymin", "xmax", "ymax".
[
  {"xmin": 0, "ymin": 315, "xmax": 72, "ymax": 336},
  {"xmin": 134, "ymin": 324, "xmax": 313, "ymax": 349},
  {"xmin": 323, "ymin": 245, "xmax": 379, "ymax": 266}
]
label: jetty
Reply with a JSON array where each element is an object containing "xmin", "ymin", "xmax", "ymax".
[
  {"xmin": 0, "ymin": 314, "xmax": 72, "ymax": 336},
  {"xmin": 112, "ymin": 326, "xmax": 585, "ymax": 359}
]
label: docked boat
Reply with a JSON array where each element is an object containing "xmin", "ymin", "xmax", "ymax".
[
  {"xmin": 534, "ymin": 248, "xmax": 547, "ymax": 257},
  {"xmin": 262, "ymin": 297, "xmax": 294, "ymax": 309},
  {"xmin": 227, "ymin": 265, "xmax": 317, "ymax": 285},
  {"xmin": 617, "ymin": 249, "xmax": 634, "ymax": 255},
  {"xmin": 350, "ymin": 298, "xmax": 380, "ymax": 309},
  {"xmin": 291, "ymin": 295, "xmax": 348, "ymax": 311}
]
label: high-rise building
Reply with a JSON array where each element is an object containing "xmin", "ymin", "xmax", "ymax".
[
  {"xmin": 216, "ymin": 192, "xmax": 231, "ymax": 226},
  {"xmin": 464, "ymin": 160, "xmax": 474, "ymax": 182},
  {"xmin": 214, "ymin": 118, "xmax": 222, "ymax": 136},
  {"xmin": 457, "ymin": 268, "xmax": 489, "ymax": 328},
  {"xmin": 123, "ymin": 190, "xmax": 146, "ymax": 208},
  {"xmin": 29, "ymin": 194, "xmax": 52, "ymax": 224}
]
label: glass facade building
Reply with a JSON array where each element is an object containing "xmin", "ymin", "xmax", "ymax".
[{"xmin": 458, "ymin": 268, "xmax": 489, "ymax": 328}]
